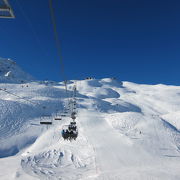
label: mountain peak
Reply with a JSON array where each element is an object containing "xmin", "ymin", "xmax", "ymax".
[{"xmin": 0, "ymin": 58, "xmax": 34, "ymax": 83}]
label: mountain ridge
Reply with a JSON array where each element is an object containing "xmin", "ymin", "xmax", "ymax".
[{"xmin": 0, "ymin": 58, "xmax": 34, "ymax": 83}]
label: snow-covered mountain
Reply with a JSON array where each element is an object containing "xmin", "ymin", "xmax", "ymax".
[
  {"xmin": 0, "ymin": 59, "xmax": 180, "ymax": 180},
  {"xmin": 0, "ymin": 58, "xmax": 34, "ymax": 83}
]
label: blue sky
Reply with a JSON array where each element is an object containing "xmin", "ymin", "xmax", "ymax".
[{"xmin": 0, "ymin": 0, "xmax": 180, "ymax": 85}]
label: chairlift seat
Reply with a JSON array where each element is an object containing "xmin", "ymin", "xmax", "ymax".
[
  {"xmin": 70, "ymin": 122, "xmax": 76, "ymax": 125},
  {"xmin": 40, "ymin": 122, "xmax": 52, "ymax": 125},
  {"xmin": 54, "ymin": 117, "xmax": 62, "ymax": 120},
  {"xmin": 62, "ymin": 125, "xmax": 78, "ymax": 140},
  {"xmin": 71, "ymin": 112, "xmax": 76, "ymax": 119},
  {"xmin": 71, "ymin": 112, "xmax": 76, "ymax": 115},
  {"xmin": 0, "ymin": 0, "xmax": 15, "ymax": 18},
  {"xmin": 40, "ymin": 115, "xmax": 52, "ymax": 125},
  {"xmin": 71, "ymin": 115, "xmax": 76, "ymax": 120}
]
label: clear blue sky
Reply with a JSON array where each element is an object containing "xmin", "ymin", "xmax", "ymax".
[{"xmin": 0, "ymin": 0, "xmax": 180, "ymax": 85}]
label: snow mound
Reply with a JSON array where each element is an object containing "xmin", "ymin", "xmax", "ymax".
[
  {"xmin": 100, "ymin": 78, "xmax": 123, "ymax": 87},
  {"xmin": 21, "ymin": 127, "xmax": 96, "ymax": 180},
  {"xmin": 77, "ymin": 79, "xmax": 120, "ymax": 99},
  {"xmin": 105, "ymin": 112, "xmax": 145, "ymax": 136},
  {"xmin": 0, "ymin": 58, "xmax": 34, "ymax": 83},
  {"xmin": 161, "ymin": 111, "xmax": 180, "ymax": 130}
]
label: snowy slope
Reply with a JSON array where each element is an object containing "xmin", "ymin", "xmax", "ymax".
[
  {"xmin": 0, "ymin": 58, "xmax": 33, "ymax": 83},
  {"xmin": 0, "ymin": 61, "xmax": 180, "ymax": 180}
]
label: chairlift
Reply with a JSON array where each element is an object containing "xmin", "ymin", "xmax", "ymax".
[
  {"xmin": 40, "ymin": 121, "xmax": 52, "ymax": 125},
  {"xmin": 71, "ymin": 112, "xmax": 76, "ymax": 115},
  {"xmin": 70, "ymin": 121, "xmax": 76, "ymax": 125},
  {"xmin": 61, "ymin": 123, "xmax": 78, "ymax": 141},
  {"xmin": 68, "ymin": 122, "xmax": 77, "ymax": 131},
  {"xmin": 61, "ymin": 114, "xmax": 67, "ymax": 117},
  {"xmin": 71, "ymin": 116, "xmax": 76, "ymax": 120},
  {"xmin": 71, "ymin": 112, "xmax": 76, "ymax": 120},
  {"xmin": 54, "ymin": 117, "xmax": 62, "ymax": 120},
  {"xmin": 40, "ymin": 115, "xmax": 52, "ymax": 125},
  {"xmin": 0, "ymin": 0, "xmax": 15, "ymax": 18}
]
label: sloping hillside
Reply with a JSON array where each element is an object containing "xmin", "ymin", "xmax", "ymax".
[{"xmin": 0, "ymin": 60, "xmax": 180, "ymax": 180}]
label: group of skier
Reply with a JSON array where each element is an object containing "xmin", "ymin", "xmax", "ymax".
[{"xmin": 62, "ymin": 123, "xmax": 78, "ymax": 141}]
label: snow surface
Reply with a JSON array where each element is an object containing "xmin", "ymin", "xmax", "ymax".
[
  {"xmin": 0, "ymin": 58, "xmax": 33, "ymax": 83},
  {"xmin": 0, "ymin": 59, "xmax": 180, "ymax": 180}
]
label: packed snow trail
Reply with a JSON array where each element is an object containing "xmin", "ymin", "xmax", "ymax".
[
  {"xmin": 79, "ymin": 108, "xmax": 142, "ymax": 178},
  {"xmin": 78, "ymin": 102, "xmax": 180, "ymax": 179}
]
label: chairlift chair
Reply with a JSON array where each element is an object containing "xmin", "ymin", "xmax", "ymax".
[
  {"xmin": 54, "ymin": 117, "xmax": 62, "ymax": 121},
  {"xmin": 61, "ymin": 123, "xmax": 78, "ymax": 140},
  {"xmin": 61, "ymin": 114, "xmax": 67, "ymax": 117},
  {"xmin": 71, "ymin": 112, "xmax": 76, "ymax": 115},
  {"xmin": 68, "ymin": 123, "xmax": 77, "ymax": 131},
  {"xmin": 40, "ymin": 115, "xmax": 52, "ymax": 125},
  {"xmin": 70, "ymin": 121, "xmax": 76, "ymax": 125},
  {"xmin": 71, "ymin": 112, "xmax": 76, "ymax": 120},
  {"xmin": 69, "ymin": 130, "xmax": 78, "ymax": 140},
  {"xmin": 40, "ymin": 121, "xmax": 52, "ymax": 125},
  {"xmin": 0, "ymin": 0, "xmax": 15, "ymax": 18},
  {"xmin": 61, "ymin": 125, "xmax": 70, "ymax": 139}
]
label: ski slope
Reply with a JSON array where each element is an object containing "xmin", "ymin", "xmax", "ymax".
[{"xmin": 0, "ymin": 59, "xmax": 180, "ymax": 180}]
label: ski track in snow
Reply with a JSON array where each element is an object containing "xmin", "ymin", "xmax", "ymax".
[{"xmin": 0, "ymin": 74, "xmax": 180, "ymax": 179}]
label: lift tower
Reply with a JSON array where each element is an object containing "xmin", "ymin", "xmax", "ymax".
[{"xmin": 0, "ymin": 0, "xmax": 15, "ymax": 18}]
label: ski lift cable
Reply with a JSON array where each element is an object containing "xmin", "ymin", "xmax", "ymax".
[
  {"xmin": 14, "ymin": 0, "xmax": 49, "ymax": 60},
  {"xmin": 0, "ymin": 88, "xmax": 46, "ymax": 109},
  {"xmin": 48, "ymin": 0, "xmax": 72, "ymax": 115},
  {"xmin": 0, "ymin": 88, "xmax": 54, "ymax": 126},
  {"xmin": 14, "ymin": 0, "xmax": 68, "ymax": 113},
  {"xmin": 48, "ymin": 0, "xmax": 67, "ymax": 90}
]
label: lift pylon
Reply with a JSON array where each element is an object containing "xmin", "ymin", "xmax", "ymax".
[{"xmin": 0, "ymin": 0, "xmax": 15, "ymax": 18}]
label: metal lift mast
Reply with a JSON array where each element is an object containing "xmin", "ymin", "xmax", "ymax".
[{"xmin": 0, "ymin": 0, "xmax": 15, "ymax": 18}]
